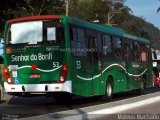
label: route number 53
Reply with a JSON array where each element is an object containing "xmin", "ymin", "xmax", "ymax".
[
  {"xmin": 76, "ymin": 61, "xmax": 81, "ymax": 69},
  {"xmin": 53, "ymin": 62, "xmax": 59, "ymax": 68}
]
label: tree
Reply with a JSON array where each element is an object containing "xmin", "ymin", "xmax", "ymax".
[
  {"xmin": 69, "ymin": 0, "xmax": 130, "ymax": 25},
  {"xmin": 4, "ymin": 0, "xmax": 65, "ymax": 17},
  {"xmin": 0, "ymin": 0, "xmax": 160, "ymax": 49},
  {"xmin": 69, "ymin": 0, "xmax": 109, "ymax": 23},
  {"xmin": 107, "ymin": 0, "xmax": 131, "ymax": 26},
  {"xmin": 0, "ymin": 0, "xmax": 66, "ymax": 37},
  {"xmin": 121, "ymin": 15, "xmax": 145, "ymax": 37}
]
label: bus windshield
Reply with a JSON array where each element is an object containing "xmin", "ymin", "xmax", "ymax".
[{"xmin": 7, "ymin": 20, "xmax": 64, "ymax": 45}]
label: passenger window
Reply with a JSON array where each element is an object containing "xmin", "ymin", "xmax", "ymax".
[
  {"xmin": 132, "ymin": 42, "xmax": 141, "ymax": 61},
  {"xmin": 102, "ymin": 34, "xmax": 114, "ymax": 59},
  {"xmin": 114, "ymin": 37, "xmax": 122, "ymax": 60},
  {"xmin": 70, "ymin": 27, "xmax": 87, "ymax": 57},
  {"xmin": 140, "ymin": 44, "xmax": 148, "ymax": 62},
  {"xmin": 77, "ymin": 28, "xmax": 85, "ymax": 42}
]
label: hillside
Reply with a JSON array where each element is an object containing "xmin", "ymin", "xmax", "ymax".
[{"xmin": 119, "ymin": 15, "xmax": 160, "ymax": 49}]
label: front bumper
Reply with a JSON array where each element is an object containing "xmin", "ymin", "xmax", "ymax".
[{"xmin": 4, "ymin": 81, "xmax": 72, "ymax": 93}]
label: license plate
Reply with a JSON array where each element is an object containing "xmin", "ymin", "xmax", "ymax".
[{"xmin": 30, "ymin": 74, "xmax": 40, "ymax": 79}]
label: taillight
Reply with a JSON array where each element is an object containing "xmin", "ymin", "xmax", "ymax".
[
  {"xmin": 3, "ymin": 66, "xmax": 14, "ymax": 84},
  {"xmin": 58, "ymin": 64, "xmax": 69, "ymax": 83}
]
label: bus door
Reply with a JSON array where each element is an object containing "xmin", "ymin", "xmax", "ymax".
[
  {"xmin": 123, "ymin": 42, "xmax": 132, "ymax": 90},
  {"xmin": 87, "ymin": 36, "xmax": 98, "ymax": 95}
]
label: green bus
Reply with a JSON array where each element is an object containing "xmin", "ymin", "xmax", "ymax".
[{"xmin": 3, "ymin": 15, "xmax": 153, "ymax": 100}]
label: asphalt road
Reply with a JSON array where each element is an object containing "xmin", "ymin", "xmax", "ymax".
[{"xmin": 0, "ymin": 87, "xmax": 160, "ymax": 119}]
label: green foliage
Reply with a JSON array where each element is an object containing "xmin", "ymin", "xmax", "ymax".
[
  {"xmin": 0, "ymin": 0, "xmax": 160, "ymax": 48},
  {"xmin": 69, "ymin": 0, "xmax": 108, "ymax": 23},
  {"xmin": 69, "ymin": 0, "xmax": 130, "ymax": 25},
  {"xmin": 0, "ymin": 0, "xmax": 65, "ymax": 37},
  {"xmin": 121, "ymin": 15, "xmax": 145, "ymax": 37},
  {"xmin": 3, "ymin": 0, "xmax": 65, "ymax": 18}
]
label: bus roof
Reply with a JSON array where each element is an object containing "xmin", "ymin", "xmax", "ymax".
[
  {"xmin": 62, "ymin": 16, "xmax": 150, "ymax": 44},
  {"xmin": 7, "ymin": 15, "xmax": 150, "ymax": 44}
]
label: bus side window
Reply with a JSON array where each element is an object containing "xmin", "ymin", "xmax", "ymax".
[
  {"xmin": 132, "ymin": 42, "xmax": 141, "ymax": 61},
  {"xmin": 114, "ymin": 37, "xmax": 122, "ymax": 60},
  {"xmin": 140, "ymin": 44, "xmax": 148, "ymax": 62},
  {"xmin": 70, "ymin": 27, "xmax": 77, "ymax": 41},
  {"xmin": 124, "ymin": 44, "xmax": 131, "ymax": 61},
  {"xmin": 102, "ymin": 34, "xmax": 114, "ymax": 59},
  {"xmin": 70, "ymin": 27, "xmax": 87, "ymax": 57}
]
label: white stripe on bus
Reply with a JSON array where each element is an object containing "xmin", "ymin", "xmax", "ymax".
[
  {"xmin": 18, "ymin": 66, "xmax": 31, "ymax": 69},
  {"xmin": 16, "ymin": 64, "xmax": 147, "ymax": 80},
  {"xmin": 36, "ymin": 65, "xmax": 62, "ymax": 72},
  {"xmin": 18, "ymin": 65, "xmax": 62, "ymax": 72},
  {"xmin": 77, "ymin": 63, "xmax": 147, "ymax": 81}
]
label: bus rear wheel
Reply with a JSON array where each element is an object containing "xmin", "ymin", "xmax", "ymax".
[{"xmin": 102, "ymin": 79, "xmax": 113, "ymax": 101}]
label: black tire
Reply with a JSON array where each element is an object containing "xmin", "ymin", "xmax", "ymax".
[{"xmin": 102, "ymin": 78, "xmax": 113, "ymax": 101}]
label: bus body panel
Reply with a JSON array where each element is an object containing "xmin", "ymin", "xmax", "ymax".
[{"xmin": 66, "ymin": 16, "xmax": 152, "ymax": 97}]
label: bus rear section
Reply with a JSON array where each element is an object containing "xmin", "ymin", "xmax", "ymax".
[{"xmin": 3, "ymin": 16, "xmax": 71, "ymax": 96}]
